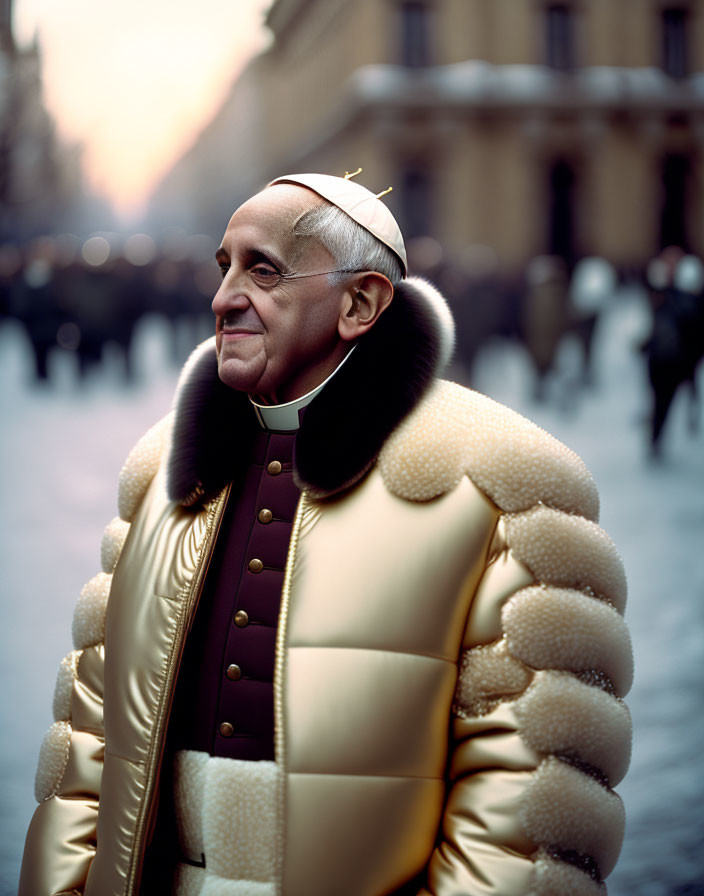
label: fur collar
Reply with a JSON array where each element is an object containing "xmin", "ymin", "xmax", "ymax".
[{"xmin": 167, "ymin": 277, "xmax": 454, "ymax": 504}]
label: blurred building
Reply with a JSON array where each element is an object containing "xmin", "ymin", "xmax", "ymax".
[
  {"xmin": 0, "ymin": 0, "xmax": 86, "ymax": 243},
  {"xmin": 148, "ymin": 0, "xmax": 703, "ymax": 278}
]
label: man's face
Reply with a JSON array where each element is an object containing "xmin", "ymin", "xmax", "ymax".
[{"xmin": 212, "ymin": 185, "xmax": 349, "ymax": 403}]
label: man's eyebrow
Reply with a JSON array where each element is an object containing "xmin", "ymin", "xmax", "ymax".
[
  {"xmin": 251, "ymin": 246, "xmax": 287, "ymax": 269},
  {"xmin": 215, "ymin": 243, "xmax": 291, "ymax": 273}
]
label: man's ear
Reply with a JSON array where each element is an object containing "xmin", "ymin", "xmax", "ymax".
[{"xmin": 338, "ymin": 272, "xmax": 394, "ymax": 341}]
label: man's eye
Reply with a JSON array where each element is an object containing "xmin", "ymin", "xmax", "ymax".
[
  {"xmin": 250, "ymin": 264, "xmax": 280, "ymax": 284},
  {"xmin": 219, "ymin": 265, "xmax": 230, "ymax": 280}
]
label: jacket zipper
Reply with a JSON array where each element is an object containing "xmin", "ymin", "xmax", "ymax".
[
  {"xmin": 125, "ymin": 484, "xmax": 231, "ymax": 896},
  {"xmin": 273, "ymin": 490, "xmax": 307, "ymax": 896}
]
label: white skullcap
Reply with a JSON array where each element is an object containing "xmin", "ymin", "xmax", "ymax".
[{"xmin": 269, "ymin": 172, "xmax": 407, "ymax": 277}]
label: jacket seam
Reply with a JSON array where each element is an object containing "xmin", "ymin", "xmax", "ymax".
[
  {"xmin": 286, "ymin": 771, "xmax": 444, "ymax": 781},
  {"xmin": 284, "ymin": 644, "xmax": 458, "ymax": 662}
]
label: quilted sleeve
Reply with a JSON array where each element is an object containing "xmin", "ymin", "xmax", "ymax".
[
  {"xmin": 18, "ymin": 416, "xmax": 170, "ymax": 895},
  {"xmin": 420, "ymin": 505, "xmax": 633, "ymax": 896}
]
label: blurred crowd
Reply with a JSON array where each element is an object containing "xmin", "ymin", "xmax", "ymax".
[
  {"xmin": 0, "ymin": 231, "xmax": 220, "ymax": 382},
  {"xmin": 1, "ymin": 231, "xmax": 702, "ymax": 460},
  {"xmin": 409, "ymin": 237, "xmax": 704, "ymax": 459},
  {"xmin": 408, "ymin": 238, "xmax": 617, "ymax": 398}
]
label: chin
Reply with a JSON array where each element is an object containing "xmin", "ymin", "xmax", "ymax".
[{"xmin": 216, "ymin": 356, "xmax": 265, "ymax": 394}]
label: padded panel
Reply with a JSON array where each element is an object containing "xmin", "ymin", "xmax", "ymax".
[
  {"xmin": 520, "ymin": 757, "xmax": 626, "ymax": 878},
  {"xmin": 504, "ymin": 508, "xmax": 627, "ymax": 612},
  {"xmin": 72, "ymin": 573, "xmax": 111, "ymax": 650},
  {"xmin": 514, "ymin": 671, "xmax": 632, "ymax": 785},
  {"xmin": 52, "ymin": 650, "xmax": 81, "ymax": 722},
  {"xmin": 34, "ymin": 721, "xmax": 72, "ymax": 802},
  {"xmin": 503, "ymin": 586, "xmax": 633, "ymax": 696},
  {"xmin": 101, "ymin": 516, "xmax": 130, "ymax": 574},
  {"xmin": 286, "ymin": 647, "xmax": 455, "ymax": 778}
]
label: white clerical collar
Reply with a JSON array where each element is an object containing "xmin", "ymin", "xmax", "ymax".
[{"xmin": 249, "ymin": 346, "xmax": 356, "ymax": 432}]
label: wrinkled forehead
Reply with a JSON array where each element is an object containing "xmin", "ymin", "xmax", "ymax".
[{"xmin": 222, "ymin": 183, "xmax": 326, "ymax": 259}]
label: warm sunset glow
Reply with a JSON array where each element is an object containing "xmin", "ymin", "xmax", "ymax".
[{"xmin": 14, "ymin": 0, "xmax": 272, "ymax": 221}]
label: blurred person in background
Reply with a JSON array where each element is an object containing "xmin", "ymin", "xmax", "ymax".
[
  {"xmin": 19, "ymin": 173, "xmax": 633, "ymax": 896},
  {"xmin": 672, "ymin": 254, "xmax": 704, "ymax": 434},
  {"xmin": 433, "ymin": 243, "xmax": 515, "ymax": 385},
  {"xmin": 642, "ymin": 247, "xmax": 704, "ymax": 459},
  {"xmin": 522, "ymin": 255, "xmax": 568, "ymax": 402},
  {"xmin": 567, "ymin": 257, "xmax": 617, "ymax": 390},
  {"xmin": 0, "ymin": 244, "xmax": 23, "ymax": 330},
  {"xmin": 14, "ymin": 240, "xmax": 64, "ymax": 382}
]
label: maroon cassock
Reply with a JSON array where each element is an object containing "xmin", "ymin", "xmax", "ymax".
[
  {"xmin": 170, "ymin": 425, "xmax": 300, "ymax": 759},
  {"xmin": 140, "ymin": 416, "xmax": 300, "ymax": 888}
]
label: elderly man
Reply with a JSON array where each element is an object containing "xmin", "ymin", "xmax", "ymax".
[{"xmin": 20, "ymin": 173, "xmax": 632, "ymax": 896}]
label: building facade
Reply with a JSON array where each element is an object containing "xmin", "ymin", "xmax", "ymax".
[
  {"xmin": 0, "ymin": 0, "xmax": 85, "ymax": 244},
  {"xmin": 150, "ymin": 0, "xmax": 704, "ymax": 279}
]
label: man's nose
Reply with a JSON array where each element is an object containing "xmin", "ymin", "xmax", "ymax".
[{"xmin": 211, "ymin": 270, "xmax": 251, "ymax": 316}]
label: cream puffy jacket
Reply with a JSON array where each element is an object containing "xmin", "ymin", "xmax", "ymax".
[{"xmin": 19, "ymin": 279, "xmax": 632, "ymax": 896}]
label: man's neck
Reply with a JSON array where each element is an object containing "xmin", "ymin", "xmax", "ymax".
[{"xmin": 249, "ymin": 346, "xmax": 356, "ymax": 432}]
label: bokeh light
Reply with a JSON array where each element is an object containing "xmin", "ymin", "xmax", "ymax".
[{"xmin": 81, "ymin": 236, "xmax": 111, "ymax": 267}]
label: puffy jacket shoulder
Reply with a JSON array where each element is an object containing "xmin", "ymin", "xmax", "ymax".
[
  {"xmin": 379, "ymin": 379, "xmax": 599, "ymax": 519},
  {"xmin": 117, "ymin": 412, "xmax": 173, "ymax": 522}
]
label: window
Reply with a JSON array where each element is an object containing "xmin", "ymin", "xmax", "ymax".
[
  {"xmin": 0, "ymin": 0, "xmax": 14, "ymax": 51},
  {"xmin": 660, "ymin": 155, "xmax": 690, "ymax": 249},
  {"xmin": 401, "ymin": 167, "xmax": 432, "ymax": 238},
  {"xmin": 662, "ymin": 8, "xmax": 688, "ymax": 78},
  {"xmin": 400, "ymin": 1, "xmax": 430, "ymax": 68},
  {"xmin": 548, "ymin": 160, "xmax": 576, "ymax": 263},
  {"xmin": 545, "ymin": 4, "xmax": 574, "ymax": 71}
]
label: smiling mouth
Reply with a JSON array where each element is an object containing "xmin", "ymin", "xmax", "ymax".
[{"xmin": 221, "ymin": 329, "xmax": 259, "ymax": 337}]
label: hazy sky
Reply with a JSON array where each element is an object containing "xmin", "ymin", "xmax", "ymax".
[{"xmin": 14, "ymin": 0, "xmax": 272, "ymax": 221}]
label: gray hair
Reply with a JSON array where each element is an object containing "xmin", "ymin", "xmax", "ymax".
[{"xmin": 294, "ymin": 202, "xmax": 404, "ymax": 285}]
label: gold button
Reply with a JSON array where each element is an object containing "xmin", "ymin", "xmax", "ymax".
[
  {"xmin": 234, "ymin": 610, "xmax": 249, "ymax": 628},
  {"xmin": 258, "ymin": 508, "xmax": 273, "ymax": 524},
  {"xmin": 219, "ymin": 722, "xmax": 234, "ymax": 738},
  {"xmin": 226, "ymin": 664, "xmax": 242, "ymax": 681},
  {"xmin": 267, "ymin": 460, "xmax": 282, "ymax": 475},
  {"xmin": 248, "ymin": 558, "xmax": 264, "ymax": 573}
]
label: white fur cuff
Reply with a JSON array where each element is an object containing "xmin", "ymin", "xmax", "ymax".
[{"xmin": 173, "ymin": 751, "xmax": 280, "ymax": 888}]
